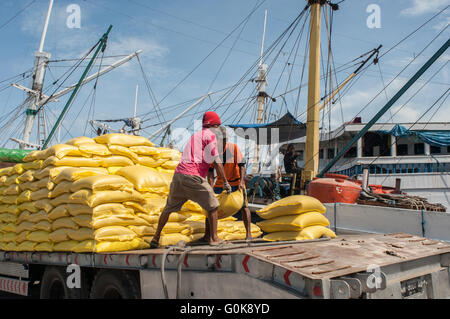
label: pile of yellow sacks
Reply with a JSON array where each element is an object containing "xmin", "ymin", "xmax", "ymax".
[
  {"xmin": 0, "ymin": 133, "xmax": 262, "ymax": 252},
  {"xmin": 256, "ymin": 195, "xmax": 337, "ymax": 242}
]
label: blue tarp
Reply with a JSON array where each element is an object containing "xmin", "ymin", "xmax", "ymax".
[{"xmin": 379, "ymin": 124, "xmax": 450, "ymax": 147}]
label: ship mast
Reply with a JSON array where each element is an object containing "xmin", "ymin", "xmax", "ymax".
[
  {"xmin": 302, "ymin": 0, "xmax": 324, "ymax": 185},
  {"xmin": 21, "ymin": 0, "xmax": 54, "ymax": 149},
  {"xmin": 253, "ymin": 9, "xmax": 269, "ymax": 174}
]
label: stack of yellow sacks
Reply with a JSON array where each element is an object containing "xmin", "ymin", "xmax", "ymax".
[
  {"xmin": 0, "ymin": 133, "xmax": 262, "ymax": 252},
  {"xmin": 256, "ymin": 195, "xmax": 337, "ymax": 242}
]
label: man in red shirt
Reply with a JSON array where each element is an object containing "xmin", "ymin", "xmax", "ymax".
[
  {"xmin": 207, "ymin": 126, "xmax": 252, "ymax": 240},
  {"xmin": 150, "ymin": 112, "xmax": 231, "ymax": 248}
]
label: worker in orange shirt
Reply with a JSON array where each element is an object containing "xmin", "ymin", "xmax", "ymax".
[{"xmin": 207, "ymin": 126, "xmax": 252, "ymax": 240}]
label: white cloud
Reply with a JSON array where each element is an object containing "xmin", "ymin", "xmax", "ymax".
[{"xmin": 401, "ymin": 0, "xmax": 450, "ymax": 16}]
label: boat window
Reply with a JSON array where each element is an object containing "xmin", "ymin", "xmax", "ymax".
[
  {"xmin": 414, "ymin": 143, "xmax": 424, "ymax": 155},
  {"xmin": 397, "ymin": 144, "xmax": 408, "ymax": 156},
  {"xmin": 327, "ymin": 148, "xmax": 334, "ymax": 159},
  {"xmin": 430, "ymin": 146, "xmax": 441, "ymax": 154},
  {"xmin": 344, "ymin": 147, "xmax": 357, "ymax": 158}
]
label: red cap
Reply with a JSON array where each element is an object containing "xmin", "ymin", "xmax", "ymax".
[{"xmin": 202, "ymin": 111, "xmax": 221, "ymax": 128}]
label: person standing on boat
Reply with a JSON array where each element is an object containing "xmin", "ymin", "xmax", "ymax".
[
  {"xmin": 207, "ymin": 126, "xmax": 252, "ymax": 240},
  {"xmin": 284, "ymin": 144, "xmax": 303, "ymax": 175},
  {"xmin": 150, "ymin": 112, "xmax": 232, "ymax": 248}
]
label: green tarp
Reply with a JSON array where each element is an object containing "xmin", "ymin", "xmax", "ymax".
[{"xmin": 0, "ymin": 148, "xmax": 32, "ymax": 163}]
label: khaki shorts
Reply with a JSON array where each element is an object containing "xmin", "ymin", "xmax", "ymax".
[{"xmin": 162, "ymin": 173, "xmax": 220, "ymax": 214}]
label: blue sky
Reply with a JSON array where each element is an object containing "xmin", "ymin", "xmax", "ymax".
[{"xmin": 0, "ymin": 0, "xmax": 448, "ymax": 149}]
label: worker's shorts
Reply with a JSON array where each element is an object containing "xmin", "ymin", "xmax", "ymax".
[{"xmin": 162, "ymin": 173, "xmax": 220, "ymax": 214}]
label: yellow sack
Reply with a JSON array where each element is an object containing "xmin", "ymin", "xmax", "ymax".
[
  {"xmin": 116, "ymin": 165, "xmax": 169, "ymax": 192},
  {"xmin": 5, "ymin": 174, "xmax": 19, "ymax": 186},
  {"xmin": 16, "ymin": 222, "xmax": 35, "ymax": 233},
  {"xmin": 128, "ymin": 225, "xmax": 156, "ymax": 237},
  {"xmin": 92, "ymin": 216, "xmax": 149, "ymax": 229},
  {"xmin": 78, "ymin": 143, "xmax": 111, "ymax": 156},
  {"xmin": 137, "ymin": 156, "xmax": 167, "ymax": 168},
  {"xmin": 22, "ymin": 160, "xmax": 43, "ymax": 171},
  {"xmin": 123, "ymin": 201, "xmax": 148, "ymax": 213},
  {"xmin": 23, "ymin": 151, "xmax": 41, "ymax": 163},
  {"xmin": 94, "ymin": 133, "xmax": 154, "ymax": 147},
  {"xmin": 161, "ymin": 161, "xmax": 179, "ymax": 170},
  {"xmin": 18, "ymin": 170, "xmax": 35, "ymax": 183},
  {"xmin": 49, "ymin": 193, "xmax": 72, "ymax": 207},
  {"xmin": 73, "ymin": 240, "xmax": 96, "ymax": 253},
  {"xmin": 129, "ymin": 146, "xmax": 160, "ymax": 156},
  {"xmin": 52, "ymin": 217, "xmax": 79, "ymax": 231},
  {"xmin": 17, "ymin": 190, "xmax": 32, "ymax": 204},
  {"xmin": 107, "ymin": 166, "xmax": 122, "ymax": 174},
  {"xmin": 219, "ymin": 230, "xmax": 262, "ymax": 241},
  {"xmin": 4, "ymin": 185, "xmax": 20, "ymax": 196},
  {"xmin": 49, "ymin": 229, "xmax": 71, "ymax": 243},
  {"xmin": 70, "ymin": 189, "xmax": 145, "ymax": 208},
  {"xmin": 70, "ymin": 175, "xmax": 134, "ymax": 193},
  {"xmin": 13, "ymin": 164, "xmax": 25, "ymax": 175},
  {"xmin": 0, "ymin": 167, "xmax": 14, "ymax": 177},
  {"xmin": 52, "ymin": 167, "xmax": 108, "ymax": 184},
  {"xmin": 185, "ymin": 212, "xmax": 207, "ymax": 221},
  {"xmin": 31, "ymin": 188, "xmax": 51, "ymax": 201},
  {"xmin": 33, "ymin": 177, "xmax": 55, "ymax": 191},
  {"xmin": 15, "ymin": 231, "xmax": 29, "ymax": 244},
  {"xmin": 135, "ymin": 213, "xmax": 184, "ymax": 225},
  {"xmin": 183, "ymin": 220, "xmax": 206, "ymax": 234},
  {"xmin": 257, "ymin": 212, "xmax": 330, "ymax": 233},
  {"xmin": 33, "ymin": 221, "xmax": 52, "ymax": 232},
  {"xmin": 3, "ymin": 242, "xmax": 18, "ymax": 251},
  {"xmin": 96, "ymin": 155, "xmax": 134, "ymax": 168},
  {"xmin": 48, "ymin": 205, "xmax": 70, "ymax": 220},
  {"xmin": 18, "ymin": 202, "xmax": 39, "ymax": 214},
  {"xmin": 156, "ymin": 167, "xmax": 175, "ymax": 174},
  {"xmin": 95, "ymin": 238, "xmax": 149, "ymax": 253},
  {"xmin": 1, "ymin": 195, "xmax": 17, "ymax": 205},
  {"xmin": 256, "ymin": 195, "xmax": 326, "ymax": 220},
  {"xmin": 94, "ymin": 226, "xmax": 137, "ymax": 242},
  {"xmin": 27, "ymin": 211, "xmax": 49, "ymax": 224},
  {"xmin": 43, "ymin": 156, "xmax": 101, "ymax": 169},
  {"xmin": 143, "ymin": 233, "xmax": 191, "ymax": 247},
  {"xmin": 214, "ymin": 190, "xmax": 244, "ymax": 220},
  {"xmin": 1, "ymin": 223, "xmax": 17, "ymax": 233},
  {"xmin": 34, "ymin": 166, "xmax": 70, "ymax": 180},
  {"xmin": 66, "ymin": 136, "xmax": 96, "ymax": 146},
  {"xmin": 53, "ymin": 241, "xmax": 79, "ymax": 252},
  {"xmin": 67, "ymin": 203, "xmax": 134, "ymax": 218},
  {"xmin": 27, "ymin": 231, "xmax": 50, "ymax": 243},
  {"xmin": 17, "ymin": 211, "xmax": 31, "ymax": 224},
  {"xmin": 50, "ymin": 181, "xmax": 72, "ymax": 198},
  {"xmin": 263, "ymin": 232, "xmax": 306, "ymax": 242},
  {"xmin": 67, "ymin": 228, "xmax": 94, "ymax": 241},
  {"xmin": 108, "ymin": 145, "xmax": 139, "ymax": 163},
  {"xmin": 299, "ymin": 226, "xmax": 337, "ymax": 240},
  {"xmin": 156, "ymin": 148, "xmax": 181, "ymax": 160},
  {"xmin": 72, "ymin": 215, "xmax": 92, "ymax": 228},
  {"xmin": 142, "ymin": 193, "xmax": 167, "ymax": 210},
  {"xmin": 34, "ymin": 199, "xmax": 54, "ymax": 213},
  {"xmin": 0, "ymin": 213, "xmax": 17, "ymax": 223},
  {"xmin": 161, "ymin": 222, "xmax": 189, "ymax": 234},
  {"xmin": 35, "ymin": 242, "xmax": 53, "ymax": 252},
  {"xmin": 0, "ymin": 232, "xmax": 17, "ymax": 243},
  {"xmin": 40, "ymin": 144, "xmax": 85, "ymax": 160},
  {"xmin": 17, "ymin": 241, "xmax": 37, "ymax": 252},
  {"xmin": 182, "ymin": 200, "xmax": 203, "ymax": 213}
]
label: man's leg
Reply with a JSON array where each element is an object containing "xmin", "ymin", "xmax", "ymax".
[
  {"xmin": 207, "ymin": 208, "xmax": 221, "ymax": 244},
  {"xmin": 241, "ymin": 207, "xmax": 252, "ymax": 240},
  {"xmin": 150, "ymin": 207, "xmax": 174, "ymax": 246}
]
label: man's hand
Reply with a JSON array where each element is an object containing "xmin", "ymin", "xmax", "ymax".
[
  {"xmin": 239, "ymin": 179, "xmax": 246, "ymax": 191},
  {"xmin": 224, "ymin": 181, "xmax": 232, "ymax": 194}
]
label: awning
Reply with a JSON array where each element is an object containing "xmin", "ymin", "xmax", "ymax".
[
  {"xmin": 378, "ymin": 124, "xmax": 450, "ymax": 147},
  {"xmin": 228, "ymin": 112, "xmax": 306, "ymax": 145}
]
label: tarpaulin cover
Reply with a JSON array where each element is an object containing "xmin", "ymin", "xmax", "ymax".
[
  {"xmin": 378, "ymin": 124, "xmax": 450, "ymax": 147},
  {"xmin": 0, "ymin": 148, "xmax": 32, "ymax": 163},
  {"xmin": 228, "ymin": 112, "xmax": 306, "ymax": 145}
]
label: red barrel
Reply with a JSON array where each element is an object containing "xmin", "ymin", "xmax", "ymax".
[{"xmin": 308, "ymin": 176, "xmax": 362, "ymax": 204}]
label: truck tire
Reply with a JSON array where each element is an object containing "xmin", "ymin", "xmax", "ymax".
[
  {"xmin": 89, "ymin": 270, "xmax": 140, "ymax": 299},
  {"xmin": 40, "ymin": 266, "xmax": 89, "ymax": 299}
]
